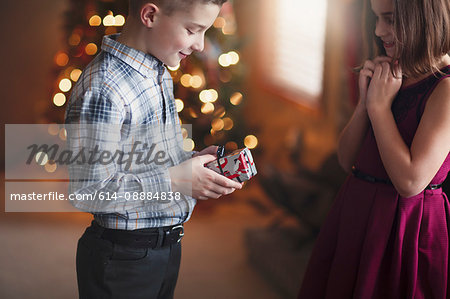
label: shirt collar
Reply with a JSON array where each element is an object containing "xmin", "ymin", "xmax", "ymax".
[{"xmin": 101, "ymin": 34, "xmax": 165, "ymax": 78}]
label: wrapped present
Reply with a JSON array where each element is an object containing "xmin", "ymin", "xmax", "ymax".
[{"xmin": 205, "ymin": 147, "xmax": 257, "ymax": 182}]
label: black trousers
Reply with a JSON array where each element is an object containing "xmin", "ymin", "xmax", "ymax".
[{"xmin": 76, "ymin": 221, "xmax": 181, "ymax": 299}]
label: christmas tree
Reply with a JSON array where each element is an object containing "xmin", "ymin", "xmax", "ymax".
[{"xmin": 47, "ymin": 0, "xmax": 257, "ymax": 152}]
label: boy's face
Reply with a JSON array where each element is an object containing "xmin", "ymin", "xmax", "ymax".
[{"xmin": 146, "ymin": 2, "xmax": 221, "ymax": 67}]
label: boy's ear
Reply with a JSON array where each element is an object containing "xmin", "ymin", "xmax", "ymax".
[{"xmin": 140, "ymin": 3, "xmax": 160, "ymax": 28}]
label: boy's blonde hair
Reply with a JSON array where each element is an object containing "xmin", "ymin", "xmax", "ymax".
[
  {"xmin": 129, "ymin": 0, "xmax": 227, "ymax": 17},
  {"xmin": 362, "ymin": 0, "xmax": 450, "ymax": 77}
]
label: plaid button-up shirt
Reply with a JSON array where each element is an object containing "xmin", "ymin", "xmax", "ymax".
[{"xmin": 65, "ymin": 34, "xmax": 196, "ymax": 230}]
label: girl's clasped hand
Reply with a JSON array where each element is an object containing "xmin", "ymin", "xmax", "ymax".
[{"xmin": 359, "ymin": 56, "xmax": 403, "ymax": 115}]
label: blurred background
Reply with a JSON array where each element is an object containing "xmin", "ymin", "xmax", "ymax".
[{"xmin": 1, "ymin": 0, "xmax": 434, "ymax": 298}]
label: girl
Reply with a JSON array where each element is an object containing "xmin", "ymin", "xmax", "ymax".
[{"xmin": 298, "ymin": 0, "xmax": 450, "ymax": 298}]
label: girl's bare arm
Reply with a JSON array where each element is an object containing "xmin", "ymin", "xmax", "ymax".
[
  {"xmin": 367, "ymin": 62, "xmax": 450, "ymax": 197},
  {"xmin": 338, "ymin": 56, "xmax": 392, "ymax": 172}
]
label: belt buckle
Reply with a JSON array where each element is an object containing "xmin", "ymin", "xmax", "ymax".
[
  {"xmin": 428, "ymin": 184, "xmax": 441, "ymax": 190},
  {"xmin": 170, "ymin": 224, "xmax": 184, "ymax": 242}
]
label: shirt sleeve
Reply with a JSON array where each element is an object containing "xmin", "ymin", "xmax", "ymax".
[{"xmin": 65, "ymin": 89, "xmax": 175, "ymax": 213}]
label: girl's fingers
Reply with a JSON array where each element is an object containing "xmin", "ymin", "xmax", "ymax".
[
  {"xmin": 363, "ymin": 60, "xmax": 375, "ymax": 71},
  {"xmin": 360, "ymin": 69, "xmax": 374, "ymax": 78},
  {"xmin": 380, "ymin": 62, "xmax": 390, "ymax": 79},
  {"xmin": 373, "ymin": 64, "xmax": 382, "ymax": 79},
  {"xmin": 364, "ymin": 56, "xmax": 391, "ymax": 73},
  {"xmin": 373, "ymin": 56, "xmax": 392, "ymax": 64},
  {"xmin": 393, "ymin": 63, "xmax": 402, "ymax": 78}
]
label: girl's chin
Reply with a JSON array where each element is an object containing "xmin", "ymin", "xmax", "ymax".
[{"xmin": 384, "ymin": 48, "xmax": 395, "ymax": 58}]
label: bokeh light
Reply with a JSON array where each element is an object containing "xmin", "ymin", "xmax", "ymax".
[
  {"xmin": 189, "ymin": 108, "xmax": 198, "ymax": 118},
  {"xmin": 181, "ymin": 128, "xmax": 189, "ymax": 139},
  {"xmin": 211, "ymin": 118, "xmax": 224, "ymax": 131},
  {"xmin": 168, "ymin": 64, "xmax": 180, "ymax": 71},
  {"xmin": 53, "ymin": 93, "xmax": 66, "ymax": 107},
  {"xmin": 85, "ymin": 43, "xmax": 98, "ymax": 55},
  {"xmin": 218, "ymin": 53, "xmax": 232, "ymax": 67},
  {"xmin": 199, "ymin": 89, "xmax": 218, "ymax": 103},
  {"xmin": 103, "ymin": 15, "xmax": 115, "ymax": 26},
  {"xmin": 201, "ymin": 103, "xmax": 215, "ymax": 114},
  {"xmin": 180, "ymin": 74, "xmax": 192, "ymax": 87},
  {"xmin": 59, "ymin": 128, "xmax": 67, "ymax": 141},
  {"xmin": 190, "ymin": 75, "xmax": 203, "ymax": 89},
  {"xmin": 89, "ymin": 15, "xmax": 102, "ymax": 26},
  {"xmin": 114, "ymin": 15, "xmax": 125, "ymax": 26},
  {"xmin": 230, "ymin": 92, "xmax": 243, "ymax": 105},
  {"xmin": 69, "ymin": 33, "xmax": 81, "ymax": 46},
  {"xmin": 175, "ymin": 99, "xmax": 184, "ymax": 112},
  {"xmin": 213, "ymin": 17, "xmax": 226, "ymax": 28},
  {"xmin": 35, "ymin": 152, "xmax": 49, "ymax": 166},
  {"xmin": 70, "ymin": 69, "xmax": 82, "ymax": 82},
  {"xmin": 59, "ymin": 78, "xmax": 72, "ymax": 92},
  {"xmin": 244, "ymin": 135, "xmax": 258, "ymax": 149},
  {"xmin": 55, "ymin": 52, "xmax": 69, "ymax": 67},
  {"xmin": 183, "ymin": 138, "xmax": 195, "ymax": 151},
  {"xmin": 223, "ymin": 117, "xmax": 234, "ymax": 130},
  {"xmin": 45, "ymin": 161, "xmax": 57, "ymax": 173},
  {"xmin": 47, "ymin": 124, "xmax": 60, "ymax": 136},
  {"xmin": 228, "ymin": 51, "xmax": 240, "ymax": 64},
  {"xmin": 225, "ymin": 141, "xmax": 238, "ymax": 151}
]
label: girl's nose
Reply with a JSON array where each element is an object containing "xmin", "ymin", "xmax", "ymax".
[{"xmin": 375, "ymin": 21, "xmax": 388, "ymax": 38}]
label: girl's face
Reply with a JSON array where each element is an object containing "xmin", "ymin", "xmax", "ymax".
[{"xmin": 371, "ymin": 0, "xmax": 395, "ymax": 57}]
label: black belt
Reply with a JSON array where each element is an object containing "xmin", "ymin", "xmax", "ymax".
[
  {"xmin": 96, "ymin": 221, "xmax": 184, "ymax": 249},
  {"xmin": 351, "ymin": 167, "xmax": 442, "ymax": 190}
]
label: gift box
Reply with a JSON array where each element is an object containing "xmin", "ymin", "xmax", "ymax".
[{"xmin": 205, "ymin": 147, "xmax": 257, "ymax": 183}]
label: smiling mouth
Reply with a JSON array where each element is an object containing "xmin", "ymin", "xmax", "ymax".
[
  {"xmin": 179, "ymin": 52, "xmax": 189, "ymax": 59},
  {"xmin": 383, "ymin": 41, "xmax": 394, "ymax": 48}
]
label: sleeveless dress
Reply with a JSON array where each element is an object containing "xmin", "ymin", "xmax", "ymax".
[{"xmin": 298, "ymin": 65, "xmax": 450, "ymax": 299}]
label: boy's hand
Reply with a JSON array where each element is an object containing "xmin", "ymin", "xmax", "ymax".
[
  {"xmin": 169, "ymin": 154, "xmax": 243, "ymax": 200},
  {"xmin": 192, "ymin": 145, "xmax": 219, "ymax": 158}
]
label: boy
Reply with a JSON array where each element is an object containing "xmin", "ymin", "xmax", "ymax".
[{"xmin": 65, "ymin": 0, "xmax": 240, "ymax": 298}]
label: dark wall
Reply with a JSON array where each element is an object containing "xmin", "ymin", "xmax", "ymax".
[{"xmin": 0, "ymin": 0, "xmax": 68, "ymax": 168}]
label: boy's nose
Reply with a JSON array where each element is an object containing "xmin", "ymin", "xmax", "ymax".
[{"xmin": 192, "ymin": 35, "xmax": 205, "ymax": 52}]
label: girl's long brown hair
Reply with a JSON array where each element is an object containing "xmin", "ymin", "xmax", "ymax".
[{"xmin": 361, "ymin": 0, "xmax": 450, "ymax": 78}]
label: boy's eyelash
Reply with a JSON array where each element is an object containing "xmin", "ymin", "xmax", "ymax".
[{"xmin": 187, "ymin": 29, "xmax": 195, "ymax": 35}]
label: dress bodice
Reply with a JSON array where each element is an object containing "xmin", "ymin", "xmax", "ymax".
[{"xmin": 354, "ymin": 65, "xmax": 450, "ymax": 185}]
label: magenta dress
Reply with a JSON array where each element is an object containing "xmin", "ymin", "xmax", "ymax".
[{"xmin": 298, "ymin": 65, "xmax": 450, "ymax": 299}]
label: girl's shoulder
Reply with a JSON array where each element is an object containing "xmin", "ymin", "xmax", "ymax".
[
  {"xmin": 401, "ymin": 65, "xmax": 450, "ymax": 91},
  {"xmin": 404, "ymin": 66, "xmax": 450, "ymax": 122},
  {"xmin": 422, "ymin": 74, "xmax": 450, "ymax": 120},
  {"xmin": 429, "ymin": 64, "xmax": 450, "ymax": 101},
  {"xmin": 429, "ymin": 75, "xmax": 450, "ymax": 103}
]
